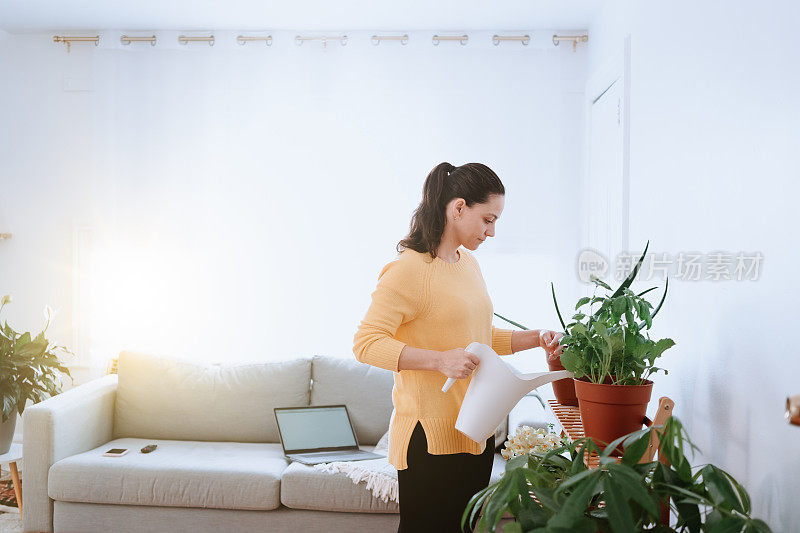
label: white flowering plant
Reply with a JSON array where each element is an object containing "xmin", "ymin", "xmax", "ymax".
[{"xmin": 499, "ymin": 423, "xmax": 568, "ymax": 462}]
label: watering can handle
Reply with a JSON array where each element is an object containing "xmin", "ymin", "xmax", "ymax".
[
  {"xmin": 442, "ymin": 343, "xmax": 481, "ymax": 393},
  {"xmin": 442, "ymin": 377, "xmax": 457, "ymax": 393}
]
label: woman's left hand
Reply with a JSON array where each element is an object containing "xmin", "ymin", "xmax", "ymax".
[{"xmin": 539, "ymin": 330, "xmax": 564, "ymax": 362}]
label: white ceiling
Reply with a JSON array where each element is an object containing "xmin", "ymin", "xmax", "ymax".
[{"xmin": 0, "ymin": 0, "xmax": 602, "ymax": 32}]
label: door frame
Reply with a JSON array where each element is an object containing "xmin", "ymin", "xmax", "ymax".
[{"xmin": 582, "ymin": 34, "xmax": 632, "ymax": 260}]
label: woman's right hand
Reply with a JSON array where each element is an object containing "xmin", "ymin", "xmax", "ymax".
[
  {"xmin": 540, "ymin": 330, "xmax": 564, "ymax": 363},
  {"xmin": 437, "ymin": 348, "xmax": 480, "ymax": 379}
]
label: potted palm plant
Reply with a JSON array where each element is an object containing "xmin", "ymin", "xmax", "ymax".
[
  {"xmin": 551, "ymin": 240, "xmax": 675, "ymax": 455},
  {"xmin": 0, "ymin": 294, "xmax": 74, "ymax": 453},
  {"xmin": 463, "ymin": 416, "xmax": 773, "ymax": 532}
]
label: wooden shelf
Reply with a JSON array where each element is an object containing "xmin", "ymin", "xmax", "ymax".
[
  {"xmin": 548, "ymin": 397, "xmax": 675, "ymax": 469},
  {"xmin": 547, "ymin": 399, "xmax": 601, "ymax": 468}
]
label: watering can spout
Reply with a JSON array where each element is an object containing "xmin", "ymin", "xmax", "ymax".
[{"xmin": 440, "ymin": 342, "xmax": 574, "ymax": 443}]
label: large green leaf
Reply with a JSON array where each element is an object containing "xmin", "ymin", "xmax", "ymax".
[
  {"xmin": 512, "ymin": 474, "xmax": 548, "ymax": 530},
  {"xmin": 526, "ymin": 483, "xmax": 560, "ymax": 514},
  {"xmin": 620, "ymin": 430, "xmax": 653, "ymax": 466},
  {"xmin": 551, "ymin": 282, "xmax": 567, "ymax": 331},
  {"xmin": 702, "ymin": 465, "xmax": 746, "ymax": 513},
  {"xmin": 611, "ymin": 297, "xmax": 627, "ymax": 317},
  {"xmin": 504, "ymin": 453, "xmax": 529, "ymax": 472},
  {"xmin": 554, "ymin": 470, "xmax": 602, "ymax": 519},
  {"xmin": 675, "ymin": 501, "xmax": 702, "ymax": 533},
  {"xmin": 553, "ymin": 467, "xmax": 600, "ymax": 496},
  {"xmin": 464, "ymin": 482, "xmax": 496, "ymax": 530},
  {"xmin": 708, "ymin": 516, "xmax": 747, "ymax": 533},
  {"xmin": 501, "ymin": 522, "xmax": 523, "ymax": 533},
  {"xmin": 602, "ymin": 475, "xmax": 635, "ymax": 533},
  {"xmin": 545, "ymin": 516, "xmax": 598, "ymax": 533},
  {"xmin": 728, "ymin": 471, "xmax": 752, "ymax": 515},
  {"xmin": 605, "ymin": 463, "xmax": 659, "ymax": 517},
  {"xmin": 610, "ymin": 241, "xmax": 650, "ymax": 299},
  {"xmin": 744, "ymin": 519, "xmax": 773, "ymax": 533},
  {"xmin": 493, "ymin": 312, "xmax": 529, "ymax": 331},
  {"xmin": 482, "ymin": 468, "xmax": 519, "ymax": 528}
]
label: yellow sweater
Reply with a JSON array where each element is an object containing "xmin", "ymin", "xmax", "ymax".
[{"xmin": 353, "ymin": 245, "xmax": 514, "ymax": 470}]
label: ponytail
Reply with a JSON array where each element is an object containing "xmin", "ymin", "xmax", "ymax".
[{"xmin": 397, "ymin": 162, "xmax": 504, "ymax": 259}]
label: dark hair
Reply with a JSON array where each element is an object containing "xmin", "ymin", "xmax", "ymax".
[{"xmin": 396, "ymin": 162, "xmax": 505, "ymax": 259}]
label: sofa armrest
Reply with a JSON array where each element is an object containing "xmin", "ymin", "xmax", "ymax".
[{"xmin": 22, "ymin": 374, "xmax": 118, "ymax": 533}]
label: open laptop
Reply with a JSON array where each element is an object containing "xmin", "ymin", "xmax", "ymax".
[{"xmin": 274, "ymin": 404, "xmax": 386, "ymax": 465}]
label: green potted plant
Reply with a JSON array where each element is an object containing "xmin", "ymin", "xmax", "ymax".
[
  {"xmin": 552, "ymin": 240, "xmax": 675, "ymax": 454},
  {"xmin": 463, "ymin": 416, "xmax": 773, "ymax": 532},
  {"xmin": 0, "ymin": 294, "xmax": 74, "ymax": 453}
]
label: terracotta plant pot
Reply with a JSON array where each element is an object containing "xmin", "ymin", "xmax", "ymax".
[
  {"xmin": 574, "ymin": 377, "xmax": 653, "ymax": 456},
  {"xmin": 547, "ymin": 356, "xmax": 578, "ymax": 406}
]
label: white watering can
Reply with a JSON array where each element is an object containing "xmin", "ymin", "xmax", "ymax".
[{"xmin": 441, "ymin": 341, "xmax": 573, "ymax": 443}]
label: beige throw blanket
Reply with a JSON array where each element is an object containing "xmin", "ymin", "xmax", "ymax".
[{"xmin": 313, "ymin": 429, "xmax": 399, "ymax": 504}]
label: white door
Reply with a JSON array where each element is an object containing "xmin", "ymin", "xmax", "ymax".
[{"xmin": 587, "ymin": 78, "xmax": 626, "ymax": 268}]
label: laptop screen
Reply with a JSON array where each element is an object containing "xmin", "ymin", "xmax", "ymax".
[{"xmin": 274, "ymin": 405, "xmax": 358, "ymax": 453}]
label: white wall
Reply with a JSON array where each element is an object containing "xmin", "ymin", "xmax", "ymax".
[
  {"xmin": 0, "ymin": 29, "xmax": 587, "ymax": 382},
  {"xmin": 588, "ymin": 1, "xmax": 800, "ymax": 529}
]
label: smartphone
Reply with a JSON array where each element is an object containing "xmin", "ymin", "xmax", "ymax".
[{"xmin": 103, "ymin": 448, "xmax": 130, "ymax": 457}]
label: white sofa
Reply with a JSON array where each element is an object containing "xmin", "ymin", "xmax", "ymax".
[{"xmin": 23, "ymin": 351, "xmax": 511, "ymax": 533}]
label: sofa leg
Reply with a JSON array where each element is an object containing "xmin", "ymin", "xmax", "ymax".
[{"xmin": 9, "ymin": 461, "xmax": 21, "ymax": 520}]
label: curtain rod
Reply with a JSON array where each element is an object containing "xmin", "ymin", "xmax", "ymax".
[{"xmin": 51, "ymin": 32, "xmax": 587, "ymax": 53}]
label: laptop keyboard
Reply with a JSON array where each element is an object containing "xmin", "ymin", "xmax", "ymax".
[{"xmin": 296, "ymin": 451, "xmax": 352, "ymax": 457}]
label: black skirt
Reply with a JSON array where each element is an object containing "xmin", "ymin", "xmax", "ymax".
[{"xmin": 397, "ymin": 420, "xmax": 496, "ymax": 533}]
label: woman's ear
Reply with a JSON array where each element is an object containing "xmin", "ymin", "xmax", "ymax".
[{"xmin": 453, "ymin": 197, "xmax": 466, "ymax": 216}]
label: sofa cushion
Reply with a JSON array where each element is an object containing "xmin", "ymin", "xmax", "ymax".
[
  {"xmin": 114, "ymin": 351, "xmax": 312, "ymax": 442},
  {"xmin": 48, "ymin": 438, "xmax": 288, "ymax": 511},
  {"xmin": 280, "ymin": 444, "xmax": 399, "ymax": 513},
  {"xmin": 281, "ymin": 449, "xmax": 508, "ymax": 513},
  {"xmin": 310, "ymin": 356, "xmax": 394, "ymax": 445}
]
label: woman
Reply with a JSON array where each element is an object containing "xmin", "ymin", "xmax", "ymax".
[{"xmin": 353, "ymin": 162, "xmax": 564, "ymax": 532}]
